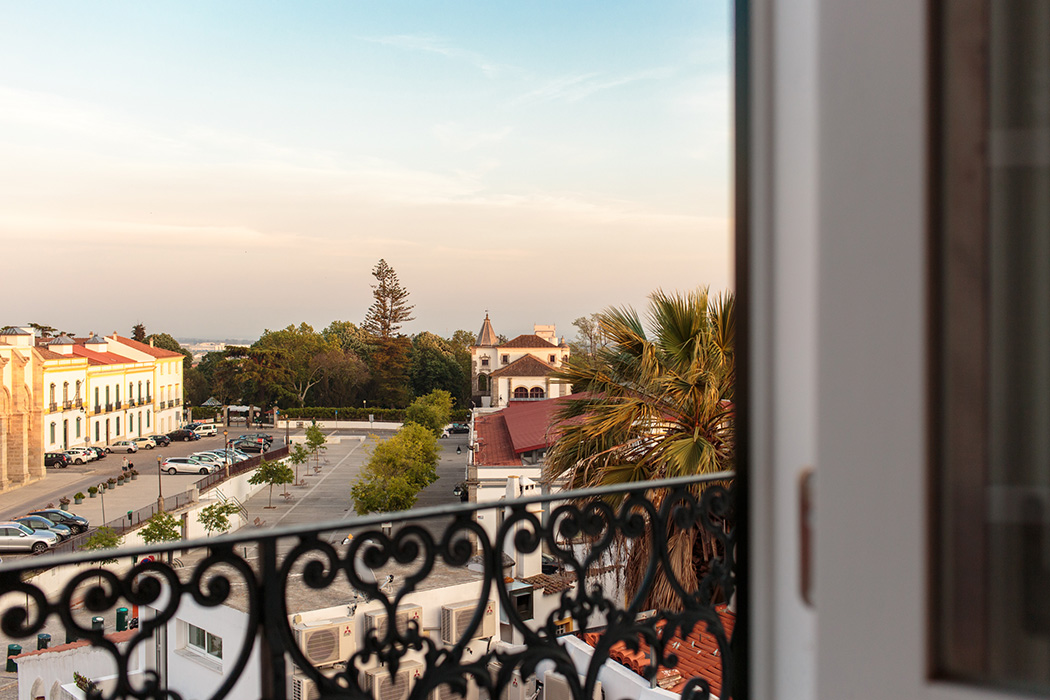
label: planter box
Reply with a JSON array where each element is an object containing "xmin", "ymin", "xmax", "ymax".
[
  {"xmin": 89, "ymin": 492, "xmax": 97, "ymax": 498},
  {"xmin": 74, "ymin": 498, "xmax": 83, "ymax": 505}
]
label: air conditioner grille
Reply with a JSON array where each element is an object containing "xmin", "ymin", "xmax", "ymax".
[
  {"xmin": 292, "ymin": 676, "xmax": 320, "ymax": 700},
  {"xmin": 304, "ymin": 628, "xmax": 338, "ymax": 663}
]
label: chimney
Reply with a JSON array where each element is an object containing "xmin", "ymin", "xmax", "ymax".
[{"xmin": 149, "ymin": 338, "xmax": 155, "ymax": 347}]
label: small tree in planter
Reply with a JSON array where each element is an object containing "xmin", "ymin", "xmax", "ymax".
[
  {"xmin": 88, "ymin": 486, "xmax": 98, "ymax": 499},
  {"xmin": 128, "ymin": 468, "xmax": 138, "ymax": 480},
  {"xmin": 117, "ymin": 475, "xmax": 125, "ymax": 486},
  {"xmin": 305, "ymin": 423, "xmax": 328, "ymax": 472},
  {"xmin": 139, "ymin": 511, "xmax": 182, "ymax": 564},
  {"xmin": 247, "ymin": 457, "xmax": 294, "ymax": 509},
  {"xmin": 74, "ymin": 492, "xmax": 85, "ymax": 504},
  {"xmin": 288, "ymin": 443, "xmax": 309, "ymax": 486},
  {"xmin": 59, "ymin": 496, "xmax": 71, "ymax": 509},
  {"xmin": 107, "ymin": 477, "xmax": 116, "ymax": 488}
]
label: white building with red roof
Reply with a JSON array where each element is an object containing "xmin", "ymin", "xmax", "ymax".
[
  {"xmin": 0, "ymin": 327, "xmax": 47, "ymax": 492},
  {"xmin": 470, "ymin": 315, "xmax": 571, "ymax": 408}
]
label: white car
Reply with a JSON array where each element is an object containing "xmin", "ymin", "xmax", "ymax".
[
  {"xmin": 131, "ymin": 437, "xmax": 157, "ymax": 450},
  {"xmin": 191, "ymin": 424, "xmax": 219, "ymax": 437},
  {"xmin": 189, "ymin": 453, "xmax": 226, "ymax": 469},
  {"xmin": 161, "ymin": 458, "xmax": 218, "ymax": 475},
  {"xmin": 63, "ymin": 448, "xmax": 97, "ymax": 465},
  {"xmin": 105, "ymin": 440, "xmax": 139, "ymax": 454}
]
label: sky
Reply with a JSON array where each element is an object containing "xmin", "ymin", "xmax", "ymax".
[{"xmin": 0, "ymin": 2, "xmax": 732, "ymax": 343}]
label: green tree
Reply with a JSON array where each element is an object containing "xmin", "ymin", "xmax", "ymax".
[
  {"xmin": 567, "ymin": 313, "xmax": 607, "ymax": 357},
  {"xmin": 139, "ymin": 512, "xmax": 182, "ymax": 563},
  {"xmin": 404, "ymin": 389, "xmax": 454, "ymax": 437},
  {"xmin": 304, "ymin": 423, "xmax": 328, "ymax": 471},
  {"xmin": 322, "ymin": 320, "xmax": 377, "ymax": 362},
  {"xmin": 409, "ymin": 333, "xmax": 466, "ymax": 403},
  {"xmin": 28, "ymin": 322, "xmax": 59, "ymax": 338},
  {"xmin": 362, "ymin": 259, "xmax": 415, "ymax": 339},
  {"xmin": 546, "ymin": 288, "xmax": 735, "ymax": 612},
  {"xmin": 198, "ymin": 502, "xmax": 242, "ymax": 537},
  {"xmin": 309, "ymin": 348, "xmax": 370, "ymax": 408},
  {"xmin": 370, "ymin": 337, "xmax": 412, "ymax": 407},
  {"xmin": 248, "ymin": 457, "xmax": 295, "ymax": 509},
  {"xmin": 82, "ymin": 526, "xmax": 123, "ymax": 584},
  {"xmin": 131, "ymin": 323, "xmax": 147, "ymax": 342},
  {"xmin": 350, "ymin": 424, "xmax": 439, "ymax": 514},
  {"xmin": 254, "ymin": 323, "xmax": 344, "ymax": 406},
  {"xmin": 288, "ymin": 443, "xmax": 310, "ymax": 485}
]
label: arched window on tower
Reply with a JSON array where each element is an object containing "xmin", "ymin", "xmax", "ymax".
[
  {"xmin": 513, "ymin": 387, "xmax": 529, "ymax": 400},
  {"xmin": 530, "ymin": 387, "xmax": 545, "ymax": 399},
  {"xmin": 478, "ymin": 374, "xmax": 489, "ymax": 392}
]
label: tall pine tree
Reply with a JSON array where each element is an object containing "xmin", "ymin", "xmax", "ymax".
[{"xmin": 362, "ymin": 259, "xmax": 415, "ymax": 339}]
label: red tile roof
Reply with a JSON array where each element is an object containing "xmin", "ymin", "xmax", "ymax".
[
  {"xmin": 70, "ymin": 346, "xmax": 135, "ymax": 366},
  {"xmin": 110, "ymin": 335, "xmax": 183, "ymax": 359},
  {"xmin": 499, "ymin": 334, "xmax": 557, "ymax": 349},
  {"xmin": 580, "ymin": 606, "xmax": 735, "ymax": 698},
  {"xmin": 474, "ymin": 413, "xmax": 519, "ymax": 466},
  {"xmin": 489, "ymin": 355, "xmax": 556, "ymax": 379},
  {"xmin": 13, "ymin": 629, "xmax": 137, "ymax": 660}
]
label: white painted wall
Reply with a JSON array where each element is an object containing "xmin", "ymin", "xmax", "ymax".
[{"xmin": 16, "ymin": 637, "xmax": 145, "ymax": 700}]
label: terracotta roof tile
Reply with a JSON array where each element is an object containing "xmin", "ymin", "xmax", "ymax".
[
  {"xmin": 70, "ymin": 346, "xmax": 135, "ymax": 366},
  {"xmin": 111, "ymin": 335, "xmax": 183, "ymax": 359},
  {"xmin": 13, "ymin": 629, "xmax": 137, "ymax": 660},
  {"xmin": 499, "ymin": 334, "xmax": 557, "ymax": 349},
  {"xmin": 580, "ymin": 606, "xmax": 735, "ymax": 698},
  {"xmin": 474, "ymin": 413, "xmax": 519, "ymax": 466},
  {"xmin": 489, "ymin": 355, "xmax": 556, "ymax": 379}
]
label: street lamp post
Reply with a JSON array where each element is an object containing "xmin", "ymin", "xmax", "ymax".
[
  {"xmin": 156, "ymin": 455, "xmax": 164, "ymax": 512},
  {"xmin": 223, "ymin": 430, "xmax": 229, "ymax": 478},
  {"xmin": 99, "ymin": 483, "xmax": 107, "ymax": 523}
]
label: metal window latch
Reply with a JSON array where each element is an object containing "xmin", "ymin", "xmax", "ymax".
[{"xmin": 800, "ymin": 468, "xmax": 814, "ymax": 607}]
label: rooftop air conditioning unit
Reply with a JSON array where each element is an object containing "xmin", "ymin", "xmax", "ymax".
[
  {"xmin": 431, "ymin": 678, "xmax": 480, "ymax": 700},
  {"xmin": 441, "ymin": 600, "xmax": 496, "ymax": 645},
  {"xmin": 542, "ymin": 673, "xmax": 601, "ymax": 700},
  {"xmin": 363, "ymin": 660, "xmax": 423, "ymax": 700},
  {"xmin": 292, "ymin": 617, "xmax": 356, "ymax": 668},
  {"xmin": 487, "ymin": 662, "xmax": 534, "ymax": 700},
  {"xmin": 291, "ymin": 674, "xmax": 320, "ymax": 700},
  {"xmin": 364, "ymin": 604, "xmax": 422, "ymax": 642}
]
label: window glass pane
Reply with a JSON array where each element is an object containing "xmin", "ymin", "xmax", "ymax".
[
  {"xmin": 936, "ymin": 0, "xmax": 1050, "ymax": 689},
  {"xmin": 188, "ymin": 624, "xmax": 205, "ymax": 650},
  {"xmin": 207, "ymin": 633, "xmax": 222, "ymax": 659}
]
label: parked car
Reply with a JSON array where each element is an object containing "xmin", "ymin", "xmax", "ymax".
[
  {"xmin": 131, "ymin": 437, "xmax": 157, "ymax": 450},
  {"xmin": 152, "ymin": 434, "xmax": 171, "ymax": 447},
  {"xmin": 190, "ymin": 453, "xmax": 228, "ymax": 469},
  {"xmin": 105, "ymin": 440, "xmax": 139, "ymax": 454},
  {"xmin": 63, "ymin": 448, "xmax": 96, "ymax": 465},
  {"xmin": 167, "ymin": 429, "xmax": 200, "ymax": 442},
  {"xmin": 26, "ymin": 509, "xmax": 89, "ymax": 534},
  {"xmin": 191, "ymin": 424, "xmax": 219, "ymax": 437},
  {"xmin": 230, "ymin": 439, "xmax": 267, "ymax": 454},
  {"xmin": 238, "ymin": 433, "xmax": 273, "ymax": 445},
  {"xmin": 44, "ymin": 452, "xmax": 70, "ymax": 468},
  {"xmin": 14, "ymin": 515, "xmax": 73, "ymax": 540},
  {"xmin": 199, "ymin": 449, "xmax": 247, "ymax": 464},
  {"xmin": 441, "ymin": 423, "xmax": 469, "ymax": 437},
  {"xmin": 86, "ymin": 446, "xmax": 106, "ymax": 460},
  {"xmin": 161, "ymin": 458, "xmax": 219, "ymax": 475},
  {"xmin": 0, "ymin": 522, "xmax": 58, "ymax": 553}
]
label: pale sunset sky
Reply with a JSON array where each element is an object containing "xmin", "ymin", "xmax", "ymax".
[{"xmin": 0, "ymin": 2, "xmax": 732, "ymax": 342}]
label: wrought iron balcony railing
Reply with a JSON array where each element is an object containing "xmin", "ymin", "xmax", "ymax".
[{"xmin": 0, "ymin": 473, "xmax": 737, "ymax": 700}]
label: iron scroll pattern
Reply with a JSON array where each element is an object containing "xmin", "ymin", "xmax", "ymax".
[{"xmin": 0, "ymin": 473, "xmax": 736, "ymax": 700}]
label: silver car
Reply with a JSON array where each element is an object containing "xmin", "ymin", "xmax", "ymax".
[
  {"xmin": 14, "ymin": 515, "xmax": 73, "ymax": 541},
  {"xmin": 0, "ymin": 521, "xmax": 59, "ymax": 553},
  {"xmin": 161, "ymin": 457, "xmax": 218, "ymax": 475}
]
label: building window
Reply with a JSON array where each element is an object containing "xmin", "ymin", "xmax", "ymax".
[
  {"xmin": 75, "ymin": 380, "xmax": 81, "ymax": 401},
  {"xmin": 105, "ymin": 386, "xmax": 110, "ymax": 404},
  {"xmin": 49, "ymin": 384, "xmax": 55, "ymax": 405},
  {"xmin": 49, "ymin": 423, "xmax": 56, "ymax": 444},
  {"xmin": 76, "ymin": 418, "xmax": 81, "ymax": 438},
  {"xmin": 513, "ymin": 387, "xmax": 529, "ymax": 400},
  {"xmin": 501, "ymin": 354, "xmax": 509, "ymax": 364},
  {"xmin": 146, "ymin": 380, "xmax": 150, "ymax": 398},
  {"xmin": 478, "ymin": 374, "xmax": 489, "ymax": 392},
  {"xmin": 137, "ymin": 381, "xmax": 142, "ymax": 401},
  {"xmin": 129, "ymin": 414, "xmax": 134, "ymax": 432},
  {"xmin": 94, "ymin": 422, "xmax": 100, "ymax": 441},
  {"xmin": 115, "ymin": 385, "xmax": 120, "ymax": 403},
  {"xmin": 187, "ymin": 623, "xmax": 222, "ymax": 659},
  {"xmin": 62, "ymin": 382, "xmax": 68, "ymax": 402},
  {"xmin": 94, "ymin": 387, "xmax": 99, "ymax": 409},
  {"xmin": 511, "ymin": 589, "xmax": 534, "ymax": 621},
  {"xmin": 481, "ymin": 357, "xmax": 489, "ymax": 367},
  {"xmin": 529, "ymin": 387, "xmax": 545, "ymax": 399},
  {"xmin": 115, "ymin": 417, "xmax": 120, "ymax": 436},
  {"xmin": 129, "ymin": 382, "xmax": 133, "ymax": 400},
  {"xmin": 146, "ymin": 411, "xmax": 150, "ymax": 428}
]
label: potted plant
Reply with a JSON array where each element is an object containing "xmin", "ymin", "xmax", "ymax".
[
  {"xmin": 59, "ymin": 496, "xmax": 71, "ymax": 509},
  {"xmin": 88, "ymin": 486, "xmax": 98, "ymax": 499},
  {"xmin": 74, "ymin": 492, "xmax": 85, "ymax": 505},
  {"xmin": 116, "ymin": 475, "xmax": 125, "ymax": 486},
  {"xmin": 128, "ymin": 468, "xmax": 138, "ymax": 481},
  {"xmin": 107, "ymin": 477, "xmax": 116, "ymax": 488}
]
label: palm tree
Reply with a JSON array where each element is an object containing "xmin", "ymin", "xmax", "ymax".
[{"xmin": 544, "ymin": 288, "xmax": 734, "ymax": 611}]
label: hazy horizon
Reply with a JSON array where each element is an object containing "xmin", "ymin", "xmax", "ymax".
[{"xmin": 1, "ymin": 2, "xmax": 732, "ymax": 340}]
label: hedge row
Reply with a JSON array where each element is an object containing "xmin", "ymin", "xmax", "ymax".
[{"xmin": 277, "ymin": 407, "xmax": 470, "ymax": 423}]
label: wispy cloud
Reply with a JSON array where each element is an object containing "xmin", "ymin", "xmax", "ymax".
[
  {"xmin": 512, "ymin": 67, "xmax": 675, "ymax": 105},
  {"xmin": 432, "ymin": 123, "xmax": 513, "ymax": 151},
  {"xmin": 359, "ymin": 34, "xmax": 512, "ymax": 77}
]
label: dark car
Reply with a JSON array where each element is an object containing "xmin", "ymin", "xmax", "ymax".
[
  {"xmin": 27, "ymin": 509, "xmax": 89, "ymax": 534},
  {"xmin": 441, "ymin": 423, "xmax": 469, "ymax": 437},
  {"xmin": 237, "ymin": 433, "xmax": 273, "ymax": 445},
  {"xmin": 44, "ymin": 452, "xmax": 70, "ymax": 468},
  {"xmin": 15, "ymin": 515, "xmax": 73, "ymax": 540},
  {"xmin": 167, "ymin": 429, "xmax": 200, "ymax": 442},
  {"xmin": 152, "ymin": 434, "xmax": 171, "ymax": 447},
  {"xmin": 86, "ymin": 446, "xmax": 106, "ymax": 460},
  {"xmin": 229, "ymin": 439, "xmax": 267, "ymax": 454}
]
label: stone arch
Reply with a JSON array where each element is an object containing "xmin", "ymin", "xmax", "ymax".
[
  {"xmin": 48, "ymin": 680, "xmax": 61, "ymax": 700},
  {"xmin": 30, "ymin": 676, "xmax": 44, "ymax": 700}
]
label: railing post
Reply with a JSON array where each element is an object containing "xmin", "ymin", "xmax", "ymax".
[{"xmin": 258, "ymin": 537, "xmax": 286, "ymax": 700}]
